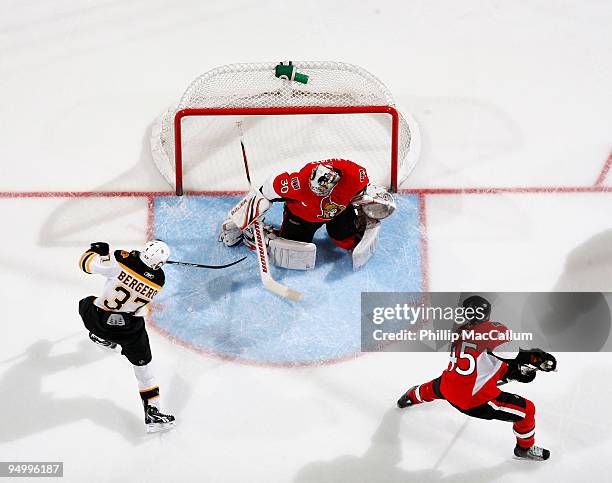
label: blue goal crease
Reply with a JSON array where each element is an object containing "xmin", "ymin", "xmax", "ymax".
[{"xmin": 151, "ymin": 195, "xmax": 423, "ymax": 365}]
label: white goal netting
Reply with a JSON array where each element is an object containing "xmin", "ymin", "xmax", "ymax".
[{"xmin": 151, "ymin": 61, "xmax": 420, "ymax": 193}]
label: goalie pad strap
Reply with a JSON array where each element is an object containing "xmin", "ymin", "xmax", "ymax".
[{"xmin": 268, "ymin": 236, "xmax": 316, "ymax": 270}]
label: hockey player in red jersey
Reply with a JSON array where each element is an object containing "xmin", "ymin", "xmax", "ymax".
[
  {"xmin": 220, "ymin": 159, "xmax": 397, "ymax": 270},
  {"xmin": 397, "ymin": 296, "xmax": 557, "ymax": 461}
]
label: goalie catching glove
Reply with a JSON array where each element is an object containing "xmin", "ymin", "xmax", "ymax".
[
  {"xmin": 349, "ymin": 185, "xmax": 395, "ymax": 270},
  {"xmin": 351, "ymin": 184, "xmax": 397, "ymax": 220}
]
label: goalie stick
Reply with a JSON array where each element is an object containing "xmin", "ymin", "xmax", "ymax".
[
  {"xmin": 166, "ymin": 257, "xmax": 246, "ymax": 269},
  {"xmin": 236, "ymin": 121, "xmax": 303, "ymax": 302}
]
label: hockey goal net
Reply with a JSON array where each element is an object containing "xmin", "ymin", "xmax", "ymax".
[{"xmin": 151, "ymin": 61, "xmax": 420, "ymax": 195}]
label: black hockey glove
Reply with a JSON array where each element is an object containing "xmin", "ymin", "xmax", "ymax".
[
  {"xmin": 527, "ymin": 349, "xmax": 557, "ymax": 372},
  {"xmin": 492, "ymin": 348, "xmax": 557, "ymax": 374},
  {"xmin": 502, "ymin": 363, "xmax": 537, "ymax": 384},
  {"xmin": 90, "ymin": 242, "xmax": 109, "ymax": 256}
]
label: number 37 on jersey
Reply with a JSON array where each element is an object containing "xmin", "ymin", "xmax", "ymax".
[{"xmin": 79, "ymin": 249, "xmax": 165, "ymax": 315}]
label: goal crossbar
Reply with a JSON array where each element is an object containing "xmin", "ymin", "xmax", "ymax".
[{"xmin": 173, "ymin": 105, "xmax": 400, "ymax": 196}]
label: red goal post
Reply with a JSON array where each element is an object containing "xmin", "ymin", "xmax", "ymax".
[{"xmin": 173, "ymin": 105, "xmax": 401, "ymax": 196}]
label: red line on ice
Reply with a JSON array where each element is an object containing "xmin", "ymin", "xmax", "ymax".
[
  {"xmin": 146, "ymin": 194, "xmax": 155, "ymax": 241},
  {"xmin": 594, "ymin": 149, "xmax": 612, "ymax": 187},
  {"xmin": 0, "ymin": 190, "xmax": 245, "ymax": 198},
  {"xmin": 399, "ymin": 186, "xmax": 612, "ymax": 195},
  {"xmin": 4, "ymin": 186, "xmax": 612, "ymax": 199}
]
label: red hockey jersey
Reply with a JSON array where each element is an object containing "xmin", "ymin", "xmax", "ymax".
[
  {"xmin": 261, "ymin": 159, "xmax": 369, "ymax": 223},
  {"xmin": 440, "ymin": 321, "xmax": 513, "ymax": 410}
]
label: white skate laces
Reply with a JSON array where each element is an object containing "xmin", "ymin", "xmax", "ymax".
[{"xmin": 529, "ymin": 446, "xmax": 544, "ymax": 458}]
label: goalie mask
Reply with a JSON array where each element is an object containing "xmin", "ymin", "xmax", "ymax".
[
  {"xmin": 309, "ymin": 164, "xmax": 341, "ymax": 197},
  {"xmin": 140, "ymin": 240, "xmax": 170, "ymax": 270}
]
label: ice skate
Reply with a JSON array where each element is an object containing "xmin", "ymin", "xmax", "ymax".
[
  {"xmin": 144, "ymin": 402, "xmax": 176, "ymax": 434},
  {"xmin": 513, "ymin": 444, "xmax": 550, "ymax": 461},
  {"xmin": 397, "ymin": 386, "xmax": 418, "ymax": 408}
]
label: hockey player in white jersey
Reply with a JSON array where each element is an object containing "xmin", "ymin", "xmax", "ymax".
[{"xmin": 77, "ymin": 240, "xmax": 175, "ymax": 433}]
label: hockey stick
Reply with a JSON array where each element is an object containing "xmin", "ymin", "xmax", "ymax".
[
  {"xmin": 236, "ymin": 121, "xmax": 303, "ymax": 302},
  {"xmin": 166, "ymin": 257, "xmax": 246, "ymax": 269}
]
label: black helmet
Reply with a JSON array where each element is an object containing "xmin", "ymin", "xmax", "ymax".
[{"xmin": 461, "ymin": 295, "xmax": 491, "ymax": 324}]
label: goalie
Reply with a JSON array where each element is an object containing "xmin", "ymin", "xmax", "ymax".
[{"xmin": 219, "ymin": 159, "xmax": 396, "ymax": 270}]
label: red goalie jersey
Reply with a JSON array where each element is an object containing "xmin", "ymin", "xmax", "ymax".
[
  {"xmin": 440, "ymin": 321, "xmax": 514, "ymax": 410},
  {"xmin": 262, "ymin": 159, "xmax": 369, "ymax": 223}
]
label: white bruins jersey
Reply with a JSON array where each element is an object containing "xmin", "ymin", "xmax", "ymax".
[{"xmin": 79, "ymin": 249, "xmax": 165, "ymax": 315}]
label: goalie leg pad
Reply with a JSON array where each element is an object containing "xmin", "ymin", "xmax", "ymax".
[
  {"xmin": 268, "ymin": 236, "xmax": 316, "ymax": 270},
  {"xmin": 352, "ymin": 220, "xmax": 381, "ymax": 271}
]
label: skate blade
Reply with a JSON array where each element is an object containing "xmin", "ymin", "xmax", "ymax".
[
  {"xmin": 512, "ymin": 454, "xmax": 546, "ymax": 462},
  {"xmin": 146, "ymin": 421, "xmax": 176, "ymax": 434}
]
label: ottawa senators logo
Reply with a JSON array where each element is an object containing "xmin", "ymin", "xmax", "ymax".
[
  {"xmin": 120, "ymin": 250, "xmax": 129, "ymax": 258},
  {"xmin": 317, "ymin": 196, "xmax": 345, "ymax": 220}
]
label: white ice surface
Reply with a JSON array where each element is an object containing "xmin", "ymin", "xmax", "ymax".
[{"xmin": 1, "ymin": 1, "xmax": 611, "ymax": 482}]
